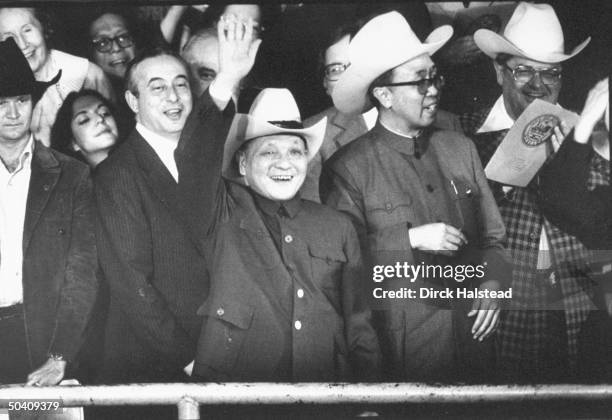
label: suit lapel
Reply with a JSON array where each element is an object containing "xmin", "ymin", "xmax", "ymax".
[
  {"xmin": 130, "ymin": 132, "xmax": 199, "ymax": 237},
  {"xmin": 23, "ymin": 143, "xmax": 60, "ymax": 253},
  {"xmin": 323, "ymin": 111, "xmax": 367, "ymax": 160},
  {"xmin": 131, "ymin": 132, "xmax": 179, "ymax": 208}
]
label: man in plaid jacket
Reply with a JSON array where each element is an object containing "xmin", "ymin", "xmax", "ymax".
[{"xmin": 459, "ymin": 2, "xmax": 609, "ymax": 382}]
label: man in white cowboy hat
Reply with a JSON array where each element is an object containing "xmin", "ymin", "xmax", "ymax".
[
  {"xmin": 0, "ymin": 37, "xmax": 97, "ymax": 386},
  {"xmin": 322, "ymin": 11, "xmax": 510, "ymax": 382},
  {"xmin": 458, "ymin": 2, "xmax": 606, "ymax": 382},
  {"xmin": 302, "ymin": 18, "xmax": 462, "ymax": 203},
  {"xmin": 175, "ymin": 85, "xmax": 380, "ymax": 382}
]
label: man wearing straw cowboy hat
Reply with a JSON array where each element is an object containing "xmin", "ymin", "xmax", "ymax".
[
  {"xmin": 322, "ymin": 11, "xmax": 510, "ymax": 382},
  {"xmin": 0, "ymin": 38, "xmax": 97, "ymax": 386},
  {"xmin": 459, "ymin": 2, "xmax": 607, "ymax": 381},
  {"xmin": 176, "ymin": 84, "xmax": 380, "ymax": 381}
]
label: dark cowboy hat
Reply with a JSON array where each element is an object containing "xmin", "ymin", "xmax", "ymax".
[{"xmin": 0, "ymin": 37, "xmax": 61, "ymax": 104}]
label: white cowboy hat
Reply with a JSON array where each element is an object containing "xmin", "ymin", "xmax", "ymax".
[
  {"xmin": 223, "ymin": 88, "xmax": 327, "ymax": 183},
  {"xmin": 474, "ymin": 2, "xmax": 590, "ymax": 63},
  {"xmin": 332, "ymin": 11, "xmax": 453, "ymax": 115}
]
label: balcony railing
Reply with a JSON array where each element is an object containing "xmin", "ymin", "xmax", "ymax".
[{"xmin": 1, "ymin": 383, "xmax": 612, "ymax": 419}]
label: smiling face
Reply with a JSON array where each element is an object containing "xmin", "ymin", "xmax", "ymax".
[
  {"xmin": 90, "ymin": 13, "xmax": 136, "ymax": 80},
  {"xmin": 126, "ymin": 54, "xmax": 192, "ymax": 141},
  {"xmin": 238, "ymin": 134, "xmax": 308, "ymax": 201},
  {"xmin": 0, "ymin": 8, "xmax": 48, "ymax": 75},
  {"xmin": 494, "ymin": 55, "xmax": 562, "ymax": 121},
  {"xmin": 374, "ymin": 54, "xmax": 440, "ymax": 135},
  {"xmin": 70, "ymin": 94, "xmax": 118, "ymax": 157},
  {"xmin": 0, "ymin": 95, "xmax": 33, "ymax": 145}
]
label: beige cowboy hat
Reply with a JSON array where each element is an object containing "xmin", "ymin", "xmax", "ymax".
[
  {"xmin": 332, "ymin": 11, "xmax": 453, "ymax": 115},
  {"xmin": 474, "ymin": 2, "xmax": 590, "ymax": 63},
  {"xmin": 223, "ymin": 88, "xmax": 327, "ymax": 183}
]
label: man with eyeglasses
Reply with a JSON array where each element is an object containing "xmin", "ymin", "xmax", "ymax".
[
  {"xmin": 322, "ymin": 12, "xmax": 511, "ymax": 382},
  {"xmin": 89, "ymin": 12, "xmax": 136, "ymax": 82},
  {"xmin": 303, "ymin": 19, "xmax": 461, "ymax": 202},
  {"xmin": 458, "ymin": 2, "xmax": 603, "ymax": 382},
  {"xmin": 301, "ymin": 21, "xmax": 374, "ymax": 202}
]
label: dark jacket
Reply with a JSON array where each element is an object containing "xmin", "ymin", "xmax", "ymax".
[
  {"xmin": 539, "ymin": 131, "xmax": 612, "ymax": 249},
  {"xmin": 322, "ymin": 123, "xmax": 509, "ymax": 381},
  {"xmin": 301, "ymin": 107, "xmax": 369, "ymax": 203},
  {"xmin": 24, "ymin": 142, "xmax": 97, "ymax": 368},
  {"xmin": 175, "ymin": 100, "xmax": 380, "ymax": 382},
  {"xmin": 94, "ymin": 93, "xmax": 225, "ymax": 383}
]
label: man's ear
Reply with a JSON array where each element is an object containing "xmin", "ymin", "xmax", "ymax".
[
  {"xmin": 237, "ymin": 152, "xmax": 247, "ymax": 179},
  {"xmin": 125, "ymin": 90, "xmax": 139, "ymax": 114},
  {"xmin": 493, "ymin": 60, "xmax": 505, "ymax": 87},
  {"xmin": 372, "ymin": 87, "xmax": 392, "ymax": 109}
]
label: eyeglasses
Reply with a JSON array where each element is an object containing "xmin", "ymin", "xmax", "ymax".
[
  {"xmin": 92, "ymin": 33, "xmax": 134, "ymax": 53},
  {"xmin": 503, "ymin": 64, "xmax": 562, "ymax": 85},
  {"xmin": 376, "ymin": 74, "xmax": 445, "ymax": 95},
  {"xmin": 324, "ymin": 62, "xmax": 350, "ymax": 81}
]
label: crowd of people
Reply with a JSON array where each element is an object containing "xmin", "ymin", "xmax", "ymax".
[{"xmin": 0, "ymin": 2, "xmax": 610, "ymax": 419}]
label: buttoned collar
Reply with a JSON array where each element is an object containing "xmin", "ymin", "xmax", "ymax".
[
  {"xmin": 377, "ymin": 121, "xmax": 430, "ymax": 156},
  {"xmin": 251, "ymin": 189, "xmax": 302, "ymax": 219}
]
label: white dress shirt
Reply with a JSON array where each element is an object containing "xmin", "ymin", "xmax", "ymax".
[
  {"xmin": 362, "ymin": 107, "xmax": 379, "ymax": 131},
  {"xmin": 136, "ymin": 123, "xmax": 180, "ymax": 183},
  {"xmin": 0, "ymin": 136, "xmax": 34, "ymax": 306}
]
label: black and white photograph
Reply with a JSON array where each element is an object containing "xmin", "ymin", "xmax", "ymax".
[{"xmin": 0, "ymin": 1, "xmax": 610, "ymax": 419}]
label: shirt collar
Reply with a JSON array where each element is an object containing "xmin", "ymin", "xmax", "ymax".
[
  {"xmin": 362, "ymin": 107, "xmax": 379, "ymax": 131},
  {"xmin": 136, "ymin": 123, "xmax": 178, "ymax": 151},
  {"xmin": 0, "ymin": 134, "xmax": 34, "ymax": 175},
  {"xmin": 476, "ymin": 95, "xmax": 515, "ymax": 133},
  {"xmin": 251, "ymin": 189, "xmax": 302, "ymax": 219}
]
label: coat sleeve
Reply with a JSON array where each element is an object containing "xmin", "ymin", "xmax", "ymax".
[
  {"xmin": 539, "ymin": 132, "xmax": 612, "ymax": 249},
  {"xmin": 47, "ymin": 167, "xmax": 98, "ymax": 361},
  {"xmin": 341, "ymin": 218, "xmax": 381, "ymax": 381},
  {"xmin": 95, "ymin": 166, "xmax": 196, "ymax": 368},
  {"xmin": 467, "ymin": 138, "xmax": 512, "ymax": 286},
  {"xmin": 175, "ymin": 89, "xmax": 235, "ymax": 237}
]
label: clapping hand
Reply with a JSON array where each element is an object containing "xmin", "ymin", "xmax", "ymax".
[{"xmin": 574, "ymin": 78, "xmax": 609, "ymax": 144}]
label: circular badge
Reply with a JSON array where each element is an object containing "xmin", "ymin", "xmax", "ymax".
[{"xmin": 522, "ymin": 114, "xmax": 559, "ymax": 147}]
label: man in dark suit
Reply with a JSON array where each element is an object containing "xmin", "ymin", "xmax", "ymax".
[
  {"xmin": 94, "ymin": 46, "xmax": 208, "ymax": 386},
  {"xmin": 94, "ymin": 15, "xmax": 262, "ymax": 391},
  {"xmin": 0, "ymin": 38, "xmax": 97, "ymax": 385}
]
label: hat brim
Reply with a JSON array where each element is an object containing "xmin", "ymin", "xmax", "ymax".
[
  {"xmin": 222, "ymin": 115, "xmax": 328, "ymax": 184},
  {"xmin": 474, "ymin": 29, "xmax": 591, "ymax": 63},
  {"xmin": 333, "ymin": 25, "xmax": 453, "ymax": 115}
]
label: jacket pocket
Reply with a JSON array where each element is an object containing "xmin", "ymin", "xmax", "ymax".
[
  {"xmin": 447, "ymin": 178, "xmax": 480, "ymax": 241},
  {"xmin": 308, "ymin": 243, "xmax": 347, "ymax": 298},
  {"xmin": 195, "ymin": 301, "xmax": 254, "ymax": 376},
  {"xmin": 366, "ymin": 192, "xmax": 414, "ymax": 231}
]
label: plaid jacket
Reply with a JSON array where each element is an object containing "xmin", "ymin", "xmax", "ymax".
[{"xmin": 459, "ymin": 109, "xmax": 609, "ymax": 380}]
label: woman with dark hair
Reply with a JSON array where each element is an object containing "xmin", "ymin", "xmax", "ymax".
[
  {"xmin": 51, "ymin": 89, "xmax": 119, "ymax": 168},
  {"xmin": 0, "ymin": 7, "xmax": 114, "ymax": 146}
]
